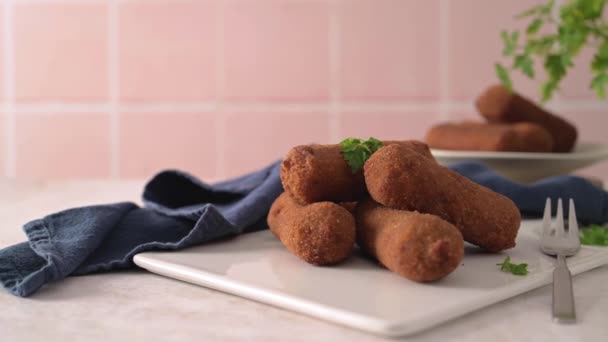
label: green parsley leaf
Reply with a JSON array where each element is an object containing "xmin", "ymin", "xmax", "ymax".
[
  {"xmin": 541, "ymin": 79, "xmax": 559, "ymax": 101},
  {"xmin": 576, "ymin": 0, "xmax": 606, "ymax": 19},
  {"xmin": 502, "ymin": 31, "xmax": 519, "ymax": 56},
  {"xmin": 545, "ymin": 54, "xmax": 569, "ymax": 80},
  {"xmin": 527, "ymin": 18, "xmax": 544, "ymax": 35},
  {"xmin": 526, "ymin": 36, "xmax": 558, "ymax": 55},
  {"xmin": 558, "ymin": 25, "xmax": 589, "ymax": 56},
  {"xmin": 514, "ymin": 54, "xmax": 536, "ymax": 78},
  {"xmin": 340, "ymin": 137, "xmax": 384, "ymax": 173},
  {"xmin": 496, "ymin": 63, "xmax": 513, "ymax": 91},
  {"xmin": 541, "ymin": 54, "xmax": 573, "ymax": 100},
  {"xmin": 497, "ymin": 256, "xmax": 529, "ymax": 276},
  {"xmin": 591, "ymin": 41, "xmax": 608, "ymax": 72},
  {"xmin": 580, "ymin": 224, "xmax": 608, "ymax": 246}
]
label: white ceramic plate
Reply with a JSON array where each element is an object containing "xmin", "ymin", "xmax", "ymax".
[
  {"xmin": 431, "ymin": 142, "xmax": 608, "ymax": 182},
  {"xmin": 134, "ymin": 220, "xmax": 608, "ymax": 337}
]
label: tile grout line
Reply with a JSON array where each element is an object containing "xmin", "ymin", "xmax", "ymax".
[
  {"xmin": 108, "ymin": 0, "xmax": 120, "ymax": 178},
  {"xmin": 214, "ymin": 0, "xmax": 226, "ymax": 179},
  {"xmin": 3, "ymin": 0, "xmax": 16, "ymax": 178},
  {"xmin": 328, "ymin": 0, "xmax": 340, "ymax": 142},
  {"xmin": 438, "ymin": 0, "xmax": 450, "ymax": 121},
  {"xmin": 6, "ymin": 99, "xmax": 607, "ymax": 113}
]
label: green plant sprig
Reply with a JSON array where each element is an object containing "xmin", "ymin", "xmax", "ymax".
[
  {"xmin": 340, "ymin": 137, "xmax": 383, "ymax": 173},
  {"xmin": 496, "ymin": 0, "xmax": 608, "ymax": 101}
]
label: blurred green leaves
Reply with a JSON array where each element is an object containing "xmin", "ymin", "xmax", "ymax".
[
  {"xmin": 495, "ymin": 63, "xmax": 513, "ymax": 91},
  {"xmin": 496, "ymin": 0, "xmax": 608, "ymax": 101},
  {"xmin": 502, "ymin": 31, "xmax": 520, "ymax": 56},
  {"xmin": 514, "ymin": 54, "xmax": 535, "ymax": 78},
  {"xmin": 580, "ymin": 224, "xmax": 608, "ymax": 246}
]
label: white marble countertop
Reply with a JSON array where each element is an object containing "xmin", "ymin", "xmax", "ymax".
[{"xmin": 1, "ymin": 180, "xmax": 607, "ymax": 342}]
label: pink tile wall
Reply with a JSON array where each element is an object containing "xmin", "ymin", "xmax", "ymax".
[
  {"xmin": 119, "ymin": 112, "xmax": 217, "ymax": 178},
  {"xmin": 224, "ymin": 111, "xmax": 330, "ymax": 177},
  {"xmin": 339, "ymin": 0, "xmax": 440, "ymax": 100},
  {"xmin": 448, "ymin": 0, "xmax": 545, "ymax": 101},
  {"xmin": 0, "ymin": 114, "xmax": 4, "ymax": 173},
  {"xmin": 16, "ymin": 114, "xmax": 111, "ymax": 179},
  {"xmin": 119, "ymin": 1, "xmax": 217, "ymax": 102},
  {"xmin": 14, "ymin": 2, "xmax": 108, "ymax": 102},
  {"xmin": 0, "ymin": 0, "xmax": 606, "ymax": 181},
  {"xmin": 339, "ymin": 112, "xmax": 439, "ymax": 141},
  {"xmin": 0, "ymin": 4, "xmax": 4, "ymax": 102},
  {"xmin": 223, "ymin": 0, "xmax": 329, "ymax": 101}
]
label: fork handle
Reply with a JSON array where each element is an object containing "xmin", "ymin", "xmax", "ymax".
[{"xmin": 553, "ymin": 254, "xmax": 576, "ymax": 323}]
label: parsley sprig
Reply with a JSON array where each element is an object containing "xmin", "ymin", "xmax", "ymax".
[
  {"xmin": 580, "ymin": 224, "xmax": 608, "ymax": 246},
  {"xmin": 497, "ymin": 256, "xmax": 529, "ymax": 276},
  {"xmin": 340, "ymin": 137, "xmax": 383, "ymax": 173},
  {"xmin": 496, "ymin": 0, "xmax": 608, "ymax": 101}
]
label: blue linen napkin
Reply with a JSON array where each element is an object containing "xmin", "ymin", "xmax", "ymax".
[
  {"xmin": 0, "ymin": 161, "xmax": 283, "ymax": 297},
  {"xmin": 1, "ymin": 160, "xmax": 607, "ymax": 297},
  {"xmin": 449, "ymin": 162, "xmax": 608, "ymax": 224}
]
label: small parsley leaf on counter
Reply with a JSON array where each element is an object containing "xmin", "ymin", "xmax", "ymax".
[{"xmin": 497, "ymin": 256, "xmax": 529, "ymax": 275}]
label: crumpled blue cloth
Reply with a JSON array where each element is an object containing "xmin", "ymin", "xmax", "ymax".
[
  {"xmin": 0, "ymin": 162, "xmax": 283, "ymax": 297},
  {"xmin": 1, "ymin": 160, "xmax": 607, "ymax": 297},
  {"xmin": 449, "ymin": 162, "xmax": 608, "ymax": 224}
]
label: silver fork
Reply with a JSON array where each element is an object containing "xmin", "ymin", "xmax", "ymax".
[{"xmin": 540, "ymin": 198, "xmax": 581, "ymax": 323}]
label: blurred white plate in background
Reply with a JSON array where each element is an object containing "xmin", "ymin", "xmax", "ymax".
[{"xmin": 431, "ymin": 142, "xmax": 608, "ymax": 183}]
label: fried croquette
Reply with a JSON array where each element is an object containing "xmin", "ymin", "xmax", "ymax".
[
  {"xmin": 267, "ymin": 192, "xmax": 356, "ymax": 265},
  {"xmin": 425, "ymin": 121, "xmax": 554, "ymax": 152},
  {"xmin": 476, "ymin": 84, "xmax": 577, "ymax": 152},
  {"xmin": 281, "ymin": 140, "xmax": 434, "ymax": 205},
  {"xmin": 356, "ymin": 199, "xmax": 464, "ymax": 282},
  {"xmin": 364, "ymin": 144, "xmax": 521, "ymax": 252}
]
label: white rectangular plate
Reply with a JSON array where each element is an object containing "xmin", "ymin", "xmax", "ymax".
[{"xmin": 134, "ymin": 220, "xmax": 608, "ymax": 337}]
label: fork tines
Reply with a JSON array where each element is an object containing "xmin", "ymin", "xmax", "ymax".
[{"xmin": 542, "ymin": 198, "xmax": 579, "ymax": 239}]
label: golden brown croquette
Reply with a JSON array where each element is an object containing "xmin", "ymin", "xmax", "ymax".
[
  {"xmin": 476, "ymin": 84, "xmax": 577, "ymax": 152},
  {"xmin": 356, "ymin": 199, "xmax": 464, "ymax": 282},
  {"xmin": 267, "ymin": 192, "xmax": 356, "ymax": 265},
  {"xmin": 425, "ymin": 121, "xmax": 554, "ymax": 152},
  {"xmin": 280, "ymin": 140, "xmax": 434, "ymax": 205},
  {"xmin": 364, "ymin": 144, "xmax": 521, "ymax": 252}
]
